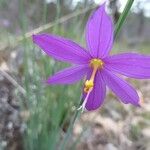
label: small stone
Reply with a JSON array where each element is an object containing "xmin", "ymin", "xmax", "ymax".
[
  {"xmin": 105, "ymin": 143, "xmax": 118, "ymax": 150},
  {"xmin": 7, "ymin": 122, "xmax": 13, "ymax": 130},
  {"xmin": 1, "ymin": 141, "xmax": 7, "ymax": 147},
  {"xmin": 142, "ymin": 128, "xmax": 150, "ymax": 138}
]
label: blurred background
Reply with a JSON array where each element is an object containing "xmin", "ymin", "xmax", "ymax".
[{"xmin": 0, "ymin": 0, "xmax": 150, "ymax": 150}]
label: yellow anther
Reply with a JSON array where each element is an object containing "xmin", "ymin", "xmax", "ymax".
[
  {"xmin": 84, "ymin": 80, "xmax": 94, "ymax": 93},
  {"xmin": 84, "ymin": 58, "xmax": 104, "ymax": 93},
  {"xmin": 85, "ymin": 80, "xmax": 94, "ymax": 88},
  {"xmin": 90, "ymin": 58, "xmax": 104, "ymax": 69}
]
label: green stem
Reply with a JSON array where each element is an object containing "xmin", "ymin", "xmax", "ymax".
[
  {"xmin": 59, "ymin": 100, "xmax": 82, "ymax": 150},
  {"xmin": 115, "ymin": 0, "xmax": 134, "ymax": 38}
]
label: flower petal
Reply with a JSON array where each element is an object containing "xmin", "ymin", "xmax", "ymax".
[
  {"xmin": 105, "ymin": 53, "xmax": 150, "ymax": 79},
  {"xmin": 101, "ymin": 69, "xmax": 140, "ymax": 106},
  {"xmin": 86, "ymin": 3, "xmax": 114, "ymax": 58},
  {"xmin": 33, "ymin": 34, "xmax": 91, "ymax": 64},
  {"xmin": 46, "ymin": 65, "xmax": 89, "ymax": 85},
  {"xmin": 84, "ymin": 71, "xmax": 106, "ymax": 111}
]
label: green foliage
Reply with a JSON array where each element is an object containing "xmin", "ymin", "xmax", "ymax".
[
  {"xmin": 20, "ymin": 3, "xmax": 86, "ymax": 150},
  {"xmin": 130, "ymin": 124, "xmax": 141, "ymax": 140},
  {"xmin": 0, "ymin": 0, "xmax": 7, "ymax": 8}
]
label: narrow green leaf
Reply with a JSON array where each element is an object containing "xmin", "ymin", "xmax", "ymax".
[
  {"xmin": 59, "ymin": 101, "xmax": 82, "ymax": 150},
  {"xmin": 115, "ymin": 0, "xmax": 134, "ymax": 38}
]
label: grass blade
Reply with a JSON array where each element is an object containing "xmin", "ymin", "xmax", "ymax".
[{"xmin": 115, "ymin": 0, "xmax": 134, "ymax": 38}]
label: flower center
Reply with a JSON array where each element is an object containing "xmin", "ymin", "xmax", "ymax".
[
  {"xmin": 90, "ymin": 58, "xmax": 104, "ymax": 69},
  {"xmin": 84, "ymin": 59, "xmax": 104, "ymax": 93}
]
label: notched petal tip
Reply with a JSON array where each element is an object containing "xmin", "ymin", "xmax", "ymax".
[
  {"xmin": 101, "ymin": 1, "xmax": 106, "ymax": 9},
  {"xmin": 132, "ymin": 100, "xmax": 141, "ymax": 107},
  {"xmin": 137, "ymin": 103, "xmax": 141, "ymax": 108},
  {"xmin": 42, "ymin": 79, "xmax": 50, "ymax": 85},
  {"xmin": 137, "ymin": 98, "xmax": 143, "ymax": 107},
  {"xmin": 32, "ymin": 34, "xmax": 37, "ymax": 40},
  {"xmin": 32, "ymin": 34, "xmax": 39, "ymax": 44},
  {"xmin": 32, "ymin": 34, "xmax": 43, "ymax": 42},
  {"xmin": 40, "ymin": 79, "xmax": 51, "ymax": 86}
]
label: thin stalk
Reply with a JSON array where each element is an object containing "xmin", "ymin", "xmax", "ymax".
[
  {"xmin": 59, "ymin": 100, "xmax": 82, "ymax": 150},
  {"xmin": 42, "ymin": 1, "xmax": 48, "ymax": 24},
  {"xmin": 115, "ymin": 0, "xmax": 134, "ymax": 38}
]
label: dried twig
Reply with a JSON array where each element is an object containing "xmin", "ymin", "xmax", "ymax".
[
  {"xmin": 0, "ymin": 5, "xmax": 96, "ymax": 51},
  {"xmin": 0, "ymin": 69, "xmax": 26, "ymax": 95}
]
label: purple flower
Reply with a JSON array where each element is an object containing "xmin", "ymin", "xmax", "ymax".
[{"xmin": 33, "ymin": 3, "xmax": 150, "ymax": 111}]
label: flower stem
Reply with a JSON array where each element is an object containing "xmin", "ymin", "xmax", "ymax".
[
  {"xmin": 59, "ymin": 100, "xmax": 82, "ymax": 150},
  {"xmin": 115, "ymin": 0, "xmax": 134, "ymax": 39}
]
